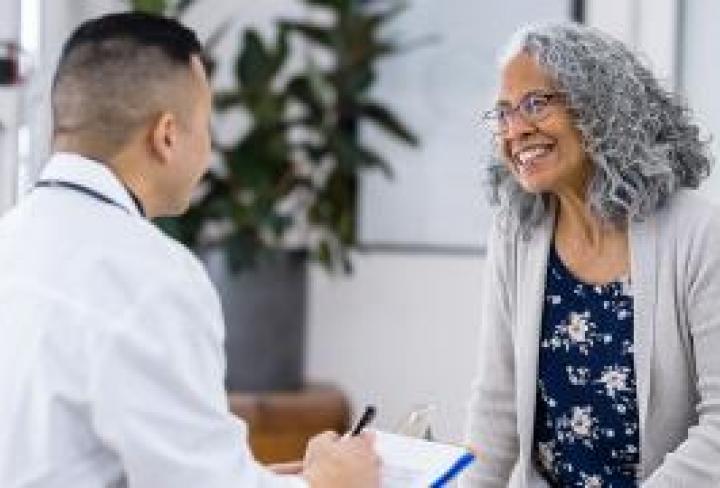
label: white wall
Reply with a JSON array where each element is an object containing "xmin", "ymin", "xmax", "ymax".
[
  {"xmin": 681, "ymin": 0, "xmax": 720, "ymax": 205},
  {"xmin": 307, "ymin": 252, "xmax": 484, "ymax": 442},
  {"xmin": 586, "ymin": 0, "xmax": 678, "ymax": 88}
]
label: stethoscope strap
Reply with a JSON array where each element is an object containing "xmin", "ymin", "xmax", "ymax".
[{"xmin": 35, "ymin": 179, "xmax": 133, "ymax": 215}]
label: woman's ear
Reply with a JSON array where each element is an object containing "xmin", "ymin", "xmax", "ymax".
[{"xmin": 149, "ymin": 111, "xmax": 178, "ymax": 164}]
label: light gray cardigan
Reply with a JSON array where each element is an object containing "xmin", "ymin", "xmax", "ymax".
[{"xmin": 462, "ymin": 191, "xmax": 720, "ymax": 487}]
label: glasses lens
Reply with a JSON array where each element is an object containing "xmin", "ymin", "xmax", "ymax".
[{"xmin": 525, "ymin": 95, "xmax": 547, "ymax": 119}]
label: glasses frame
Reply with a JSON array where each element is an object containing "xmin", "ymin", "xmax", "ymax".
[{"xmin": 481, "ymin": 90, "xmax": 565, "ymax": 135}]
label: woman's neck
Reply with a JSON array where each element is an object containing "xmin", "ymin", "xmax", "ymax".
[
  {"xmin": 554, "ymin": 191, "xmax": 608, "ymax": 249},
  {"xmin": 552, "ymin": 191, "xmax": 629, "ymax": 285}
]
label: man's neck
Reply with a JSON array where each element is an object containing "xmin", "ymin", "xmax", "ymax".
[
  {"xmin": 52, "ymin": 143, "xmax": 156, "ymax": 218},
  {"xmin": 106, "ymin": 158, "xmax": 155, "ymax": 218}
]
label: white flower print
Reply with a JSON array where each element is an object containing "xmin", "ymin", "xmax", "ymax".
[
  {"xmin": 596, "ymin": 365, "xmax": 630, "ymax": 399},
  {"xmin": 567, "ymin": 365, "xmax": 590, "ymax": 386},
  {"xmin": 568, "ymin": 312, "xmax": 590, "ymax": 343},
  {"xmin": 543, "ymin": 311, "xmax": 604, "ymax": 355},
  {"xmin": 570, "ymin": 406, "xmax": 594, "ymax": 437},
  {"xmin": 579, "ymin": 472, "xmax": 603, "ymax": 488},
  {"xmin": 538, "ymin": 441, "xmax": 556, "ymax": 472}
]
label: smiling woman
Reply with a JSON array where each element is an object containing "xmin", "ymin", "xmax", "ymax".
[
  {"xmin": 495, "ymin": 53, "xmax": 589, "ymax": 201},
  {"xmin": 462, "ymin": 22, "xmax": 720, "ymax": 488}
]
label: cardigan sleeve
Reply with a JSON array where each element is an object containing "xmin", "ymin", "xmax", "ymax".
[
  {"xmin": 643, "ymin": 211, "xmax": 720, "ymax": 486},
  {"xmin": 460, "ymin": 221, "xmax": 521, "ymax": 487}
]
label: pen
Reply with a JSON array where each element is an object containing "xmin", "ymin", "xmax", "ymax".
[{"xmin": 349, "ymin": 405, "xmax": 377, "ymax": 436}]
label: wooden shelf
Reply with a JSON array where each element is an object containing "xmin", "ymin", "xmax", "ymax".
[{"xmin": 228, "ymin": 383, "xmax": 351, "ymax": 464}]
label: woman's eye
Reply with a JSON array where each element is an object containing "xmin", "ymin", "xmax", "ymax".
[
  {"xmin": 496, "ymin": 106, "xmax": 511, "ymax": 122},
  {"xmin": 526, "ymin": 96, "xmax": 549, "ymax": 114}
]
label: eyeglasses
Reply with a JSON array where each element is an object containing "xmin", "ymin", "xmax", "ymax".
[{"xmin": 481, "ymin": 90, "xmax": 565, "ymax": 134}]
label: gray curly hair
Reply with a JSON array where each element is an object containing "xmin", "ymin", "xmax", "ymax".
[{"xmin": 487, "ymin": 22, "xmax": 712, "ymax": 234}]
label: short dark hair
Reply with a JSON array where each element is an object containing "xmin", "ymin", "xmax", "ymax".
[
  {"xmin": 59, "ymin": 12, "xmax": 203, "ymax": 68},
  {"xmin": 52, "ymin": 12, "xmax": 206, "ymax": 157}
]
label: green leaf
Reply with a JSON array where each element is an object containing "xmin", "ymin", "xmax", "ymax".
[
  {"xmin": 204, "ymin": 18, "xmax": 234, "ymax": 52},
  {"xmin": 224, "ymin": 231, "xmax": 261, "ymax": 273},
  {"xmin": 305, "ymin": 0, "xmax": 353, "ymax": 14},
  {"xmin": 286, "ymin": 75, "xmax": 325, "ymax": 122},
  {"xmin": 366, "ymin": 3, "xmax": 409, "ymax": 29},
  {"xmin": 329, "ymin": 133, "xmax": 393, "ymax": 177},
  {"xmin": 360, "ymin": 102, "xmax": 419, "ymax": 145},
  {"xmin": 175, "ymin": 0, "xmax": 197, "ymax": 15},
  {"xmin": 265, "ymin": 212, "xmax": 294, "ymax": 237},
  {"xmin": 128, "ymin": 0, "xmax": 168, "ymax": 14},
  {"xmin": 274, "ymin": 23, "xmax": 290, "ymax": 72},
  {"xmin": 356, "ymin": 144, "xmax": 393, "ymax": 178},
  {"xmin": 236, "ymin": 30, "xmax": 275, "ymax": 89},
  {"xmin": 213, "ymin": 90, "xmax": 244, "ymax": 110},
  {"xmin": 346, "ymin": 68, "xmax": 375, "ymax": 94},
  {"xmin": 282, "ymin": 21, "xmax": 336, "ymax": 48}
]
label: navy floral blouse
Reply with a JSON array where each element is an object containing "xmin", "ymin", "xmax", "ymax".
[{"xmin": 533, "ymin": 244, "xmax": 640, "ymax": 487}]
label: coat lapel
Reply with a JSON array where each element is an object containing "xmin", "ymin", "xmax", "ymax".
[
  {"xmin": 516, "ymin": 205, "xmax": 555, "ymax": 458},
  {"xmin": 629, "ymin": 214, "xmax": 657, "ymax": 474}
]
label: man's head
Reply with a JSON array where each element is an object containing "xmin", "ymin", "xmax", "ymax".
[{"xmin": 52, "ymin": 12, "xmax": 212, "ymax": 217}]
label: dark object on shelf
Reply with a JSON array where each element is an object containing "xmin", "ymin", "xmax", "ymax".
[{"xmin": 0, "ymin": 42, "xmax": 20, "ymax": 86}]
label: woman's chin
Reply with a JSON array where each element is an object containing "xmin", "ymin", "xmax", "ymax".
[{"xmin": 517, "ymin": 177, "xmax": 552, "ymax": 194}]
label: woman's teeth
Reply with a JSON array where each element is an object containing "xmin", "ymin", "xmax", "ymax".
[{"xmin": 516, "ymin": 145, "xmax": 551, "ymax": 169}]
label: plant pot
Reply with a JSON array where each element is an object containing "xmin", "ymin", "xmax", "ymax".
[{"xmin": 202, "ymin": 248, "xmax": 306, "ymax": 392}]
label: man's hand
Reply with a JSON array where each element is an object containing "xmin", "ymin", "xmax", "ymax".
[{"xmin": 302, "ymin": 431, "xmax": 380, "ymax": 488}]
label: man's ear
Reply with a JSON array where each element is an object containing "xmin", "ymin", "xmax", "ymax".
[{"xmin": 149, "ymin": 111, "xmax": 178, "ymax": 164}]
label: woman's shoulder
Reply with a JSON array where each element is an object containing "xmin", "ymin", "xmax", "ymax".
[
  {"xmin": 656, "ymin": 190, "xmax": 720, "ymax": 248},
  {"xmin": 662, "ymin": 190, "xmax": 720, "ymax": 225}
]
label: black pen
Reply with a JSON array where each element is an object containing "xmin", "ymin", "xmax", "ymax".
[{"xmin": 349, "ymin": 405, "xmax": 377, "ymax": 436}]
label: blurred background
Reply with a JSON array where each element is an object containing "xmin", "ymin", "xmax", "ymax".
[{"xmin": 1, "ymin": 0, "xmax": 719, "ymax": 462}]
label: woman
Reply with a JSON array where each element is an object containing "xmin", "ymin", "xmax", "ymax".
[{"xmin": 462, "ymin": 22, "xmax": 720, "ymax": 487}]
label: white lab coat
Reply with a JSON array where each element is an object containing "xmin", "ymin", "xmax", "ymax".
[{"xmin": 0, "ymin": 153, "xmax": 308, "ymax": 488}]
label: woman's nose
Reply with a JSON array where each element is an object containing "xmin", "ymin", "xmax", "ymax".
[{"xmin": 503, "ymin": 110, "xmax": 537, "ymax": 140}]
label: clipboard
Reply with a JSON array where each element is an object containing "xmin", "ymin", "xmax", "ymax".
[{"xmin": 375, "ymin": 430, "xmax": 475, "ymax": 487}]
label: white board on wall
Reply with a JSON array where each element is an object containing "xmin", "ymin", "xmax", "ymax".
[
  {"xmin": 681, "ymin": 0, "xmax": 720, "ymax": 205},
  {"xmin": 357, "ymin": 0, "xmax": 569, "ymax": 249}
]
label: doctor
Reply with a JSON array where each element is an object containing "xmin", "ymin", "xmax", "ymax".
[{"xmin": 0, "ymin": 12, "xmax": 378, "ymax": 488}]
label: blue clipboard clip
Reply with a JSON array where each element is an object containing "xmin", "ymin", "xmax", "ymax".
[{"xmin": 430, "ymin": 452, "xmax": 475, "ymax": 487}]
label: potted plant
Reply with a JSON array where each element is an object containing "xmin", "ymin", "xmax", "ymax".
[{"xmin": 131, "ymin": 0, "xmax": 418, "ymax": 391}]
